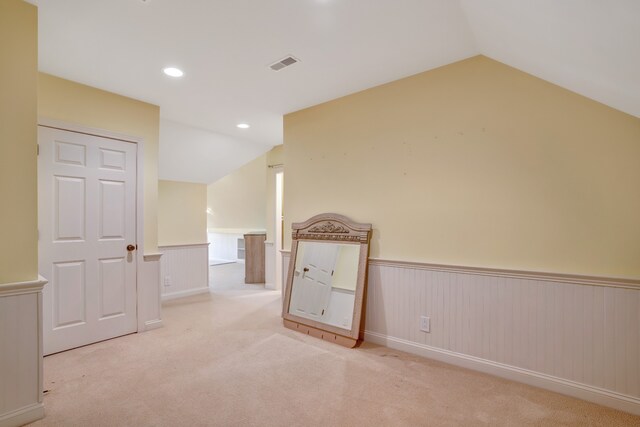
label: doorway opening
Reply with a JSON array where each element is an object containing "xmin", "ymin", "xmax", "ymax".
[{"xmin": 275, "ymin": 170, "xmax": 284, "ymax": 294}]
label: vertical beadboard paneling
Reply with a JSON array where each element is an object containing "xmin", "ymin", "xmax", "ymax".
[
  {"xmin": 264, "ymin": 242, "xmax": 275, "ymax": 289},
  {"xmin": 208, "ymin": 232, "xmax": 244, "ymax": 262},
  {"xmin": 282, "ymin": 252, "xmax": 290, "ymax": 291},
  {"xmin": 364, "ymin": 260, "xmax": 640, "ymax": 409},
  {"xmin": 0, "ymin": 279, "xmax": 46, "ymax": 426},
  {"xmin": 603, "ymin": 286, "xmax": 617, "ymax": 392},
  {"xmin": 633, "ymin": 292, "xmax": 640, "ymax": 397},
  {"xmin": 139, "ymin": 254, "xmax": 162, "ymax": 331},
  {"xmin": 159, "ymin": 244, "xmax": 209, "ymax": 301}
]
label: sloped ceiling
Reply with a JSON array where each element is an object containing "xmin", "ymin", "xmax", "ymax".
[
  {"xmin": 30, "ymin": 0, "xmax": 640, "ymax": 183},
  {"xmin": 159, "ymin": 120, "xmax": 268, "ymax": 184},
  {"xmin": 460, "ymin": 0, "xmax": 640, "ymax": 118}
]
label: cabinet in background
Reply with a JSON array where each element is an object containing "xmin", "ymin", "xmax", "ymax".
[{"xmin": 244, "ymin": 233, "xmax": 266, "ymax": 284}]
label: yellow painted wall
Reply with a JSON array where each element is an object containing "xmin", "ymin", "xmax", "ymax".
[
  {"xmin": 207, "ymin": 154, "xmax": 267, "ymax": 231},
  {"xmin": 265, "ymin": 145, "xmax": 284, "ymax": 243},
  {"xmin": 0, "ymin": 0, "xmax": 38, "ymax": 283},
  {"xmin": 267, "ymin": 144, "xmax": 284, "ymax": 166},
  {"xmin": 38, "ymin": 73, "xmax": 160, "ymax": 253},
  {"xmin": 158, "ymin": 180, "xmax": 207, "ymax": 246},
  {"xmin": 284, "ymin": 56, "xmax": 640, "ymax": 278}
]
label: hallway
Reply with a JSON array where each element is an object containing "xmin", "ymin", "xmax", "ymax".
[{"xmin": 209, "ymin": 262, "xmax": 268, "ymax": 292}]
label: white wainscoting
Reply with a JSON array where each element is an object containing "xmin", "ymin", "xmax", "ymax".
[
  {"xmin": 139, "ymin": 253, "xmax": 163, "ymax": 331},
  {"xmin": 265, "ymin": 241, "xmax": 275, "ymax": 290},
  {"xmin": 159, "ymin": 244, "xmax": 210, "ymax": 301},
  {"xmin": 208, "ymin": 232, "xmax": 243, "ymax": 263},
  {"xmin": 365, "ymin": 260, "xmax": 640, "ymax": 415},
  {"xmin": 282, "ymin": 251, "xmax": 640, "ymax": 415},
  {"xmin": 0, "ymin": 276, "xmax": 48, "ymax": 427},
  {"xmin": 282, "ymin": 251, "xmax": 290, "ymax": 291}
]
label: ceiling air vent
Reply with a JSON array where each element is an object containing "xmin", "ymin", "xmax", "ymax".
[{"xmin": 269, "ymin": 56, "xmax": 300, "ymax": 71}]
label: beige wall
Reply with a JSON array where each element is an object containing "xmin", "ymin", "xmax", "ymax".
[
  {"xmin": 0, "ymin": 0, "xmax": 38, "ymax": 283},
  {"xmin": 207, "ymin": 154, "xmax": 267, "ymax": 231},
  {"xmin": 266, "ymin": 144, "xmax": 284, "ymax": 166},
  {"xmin": 38, "ymin": 73, "xmax": 160, "ymax": 253},
  {"xmin": 284, "ymin": 55, "xmax": 640, "ymax": 278},
  {"xmin": 158, "ymin": 180, "xmax": 207, "ymax": 246}
]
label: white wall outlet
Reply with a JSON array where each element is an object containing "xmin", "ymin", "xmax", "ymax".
[
  {"xmin": 420, "ymin": 316, "xmax": 430, "ymax": 333},
  {"xmin": 164, "ymin": 276, "xmax": 171, "ymax": 287}
]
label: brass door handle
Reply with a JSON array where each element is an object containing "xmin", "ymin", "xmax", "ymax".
[{"xmin": 127, "ymin": 244, "xmax": 136, "ymax": 252}]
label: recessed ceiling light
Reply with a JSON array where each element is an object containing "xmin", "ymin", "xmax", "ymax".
[
  {"xmin": 163, "ymin": 67, "xmax": 184, "ymax": 78},
  {"xmin": 237, "ymin": 123, "xmax": 250, "ymax": 129}
]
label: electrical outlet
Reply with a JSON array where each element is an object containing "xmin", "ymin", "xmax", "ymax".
[
  {"xmin": 420, "ymin": 316, "xmax": 430, "ymax": 333},
  {"xmin": 164, "ymin": 276, "xmax": 171, "ymax": 287}
]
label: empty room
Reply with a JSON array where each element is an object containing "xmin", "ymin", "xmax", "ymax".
[{"xmin": 1, "ymin": 0, "xmax": 639, "ymax": 426}]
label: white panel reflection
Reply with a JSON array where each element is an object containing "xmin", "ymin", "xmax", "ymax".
[{"xmin": 288, "ymin": 241, "xmax": 360, "ymax": 330}]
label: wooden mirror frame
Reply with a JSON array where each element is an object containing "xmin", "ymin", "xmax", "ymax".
[{"xmin": 282, "ymin": 213, "xmax": 372, "ymax": 348}]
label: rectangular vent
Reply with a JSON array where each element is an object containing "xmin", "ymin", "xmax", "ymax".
[{"xmin": 269, "ymin": 55, "xmax": 300, "ymax": 71}]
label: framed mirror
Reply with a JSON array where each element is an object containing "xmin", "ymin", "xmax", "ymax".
[{"xmin": 282, "ymin": 213, "xmax": 372, "ymax": 348}]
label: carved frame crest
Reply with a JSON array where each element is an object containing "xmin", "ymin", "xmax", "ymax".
[
  {"xmin": 283, "ymin": 213, "xmax": 372, "ymax": 347},
  {"xmin": 291, "ymin": 213, "xmax": 372, "ymax": 244}
]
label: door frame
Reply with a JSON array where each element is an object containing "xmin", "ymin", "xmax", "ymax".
[
  {"xmin": 269, "ymin": 165, "xmax": 284, "ymax": 292},
  {"xmin": 37, "ymin": 117, "xmax": 147, "ymax": 333}
]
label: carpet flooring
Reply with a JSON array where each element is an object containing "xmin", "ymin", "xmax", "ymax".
[{"xmin": 30, "ymin": 264, "xmax": 639, "ymax": 426}]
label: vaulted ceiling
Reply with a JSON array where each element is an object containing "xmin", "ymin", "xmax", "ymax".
[{"xmin": 30, "ymin": 0, "xmax": 640, "ymax": 183}]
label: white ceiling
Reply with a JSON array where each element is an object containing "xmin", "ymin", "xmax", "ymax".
[
  {"xmin": 460, "ymin": 0, "xmax": 640, "ymax": 119},
  {"xmin": 30, "ymin": 0, "xmax": 640, "ymax": 184},
  {"xmin": 159, "ymin": 120, "xmax": 267, "ymax": 184}
]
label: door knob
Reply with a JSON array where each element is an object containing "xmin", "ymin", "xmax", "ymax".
[{"xmin": 126, "ymin": 244, "xmax": 136, "ymax": 252}]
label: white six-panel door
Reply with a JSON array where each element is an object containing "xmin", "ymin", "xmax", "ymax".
[
  {"xmin": 38, "ymin": 126, "xmax": 138, "ymax": 355},
  {"xmin": 289, "ymin": 242, "xmax": 339, "ymax": 321}
]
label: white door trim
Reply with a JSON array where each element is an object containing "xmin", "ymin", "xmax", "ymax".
[
  {"xmin": 268, "ymin": 165, "xmax": 284, "ymax": 292},
  {"xmin": 38, "ymin": 117, "xmax": 148, "ymax": 333}
]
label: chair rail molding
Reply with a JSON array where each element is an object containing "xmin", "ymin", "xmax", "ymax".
[{"xmin": 368, "ymin": 258, "xmax": 640, "ymax": 290}]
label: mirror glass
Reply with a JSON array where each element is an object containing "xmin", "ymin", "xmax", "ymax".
[
  {"xmin": 287, "ymin": 241, "xmax": 361, "ymax": 330},
  {"xmin": 282, "ymin": 213, "xmax": 371, "ymax": 347}
]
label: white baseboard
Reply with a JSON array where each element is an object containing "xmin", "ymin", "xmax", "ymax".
[
  {"xmin": 364, "ymin": 331, "xmax": 640, "ymax": 416},
  {"xmin": 143, "ymin": 319, "xmax": 163, "ymax": 331},
  {"xmin": 161, "ymin": 287, "xmax": 210, "ymax": 302},
  {"xmin": 0, "ymin": 402, "xmax": 44, "ymax": 427}
]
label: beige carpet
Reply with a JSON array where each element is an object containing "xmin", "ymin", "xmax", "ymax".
[{"xmin": 31, "ymin": 265, "xmax": 639, "ymax": 426}]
